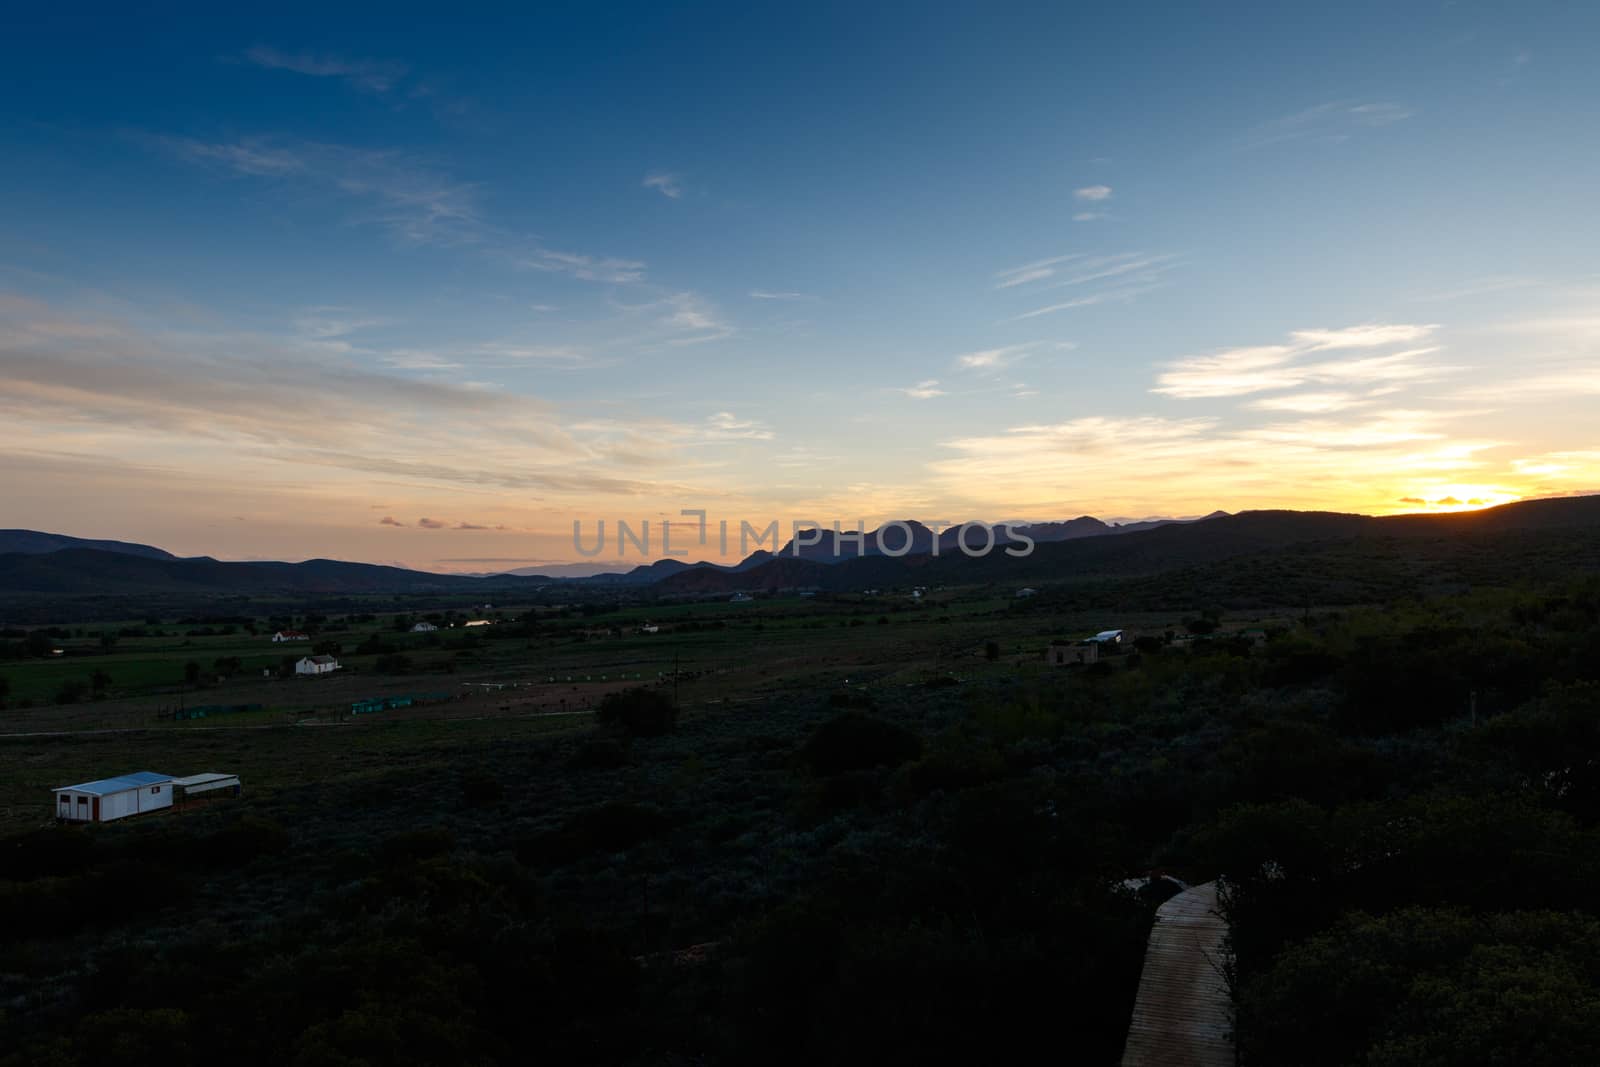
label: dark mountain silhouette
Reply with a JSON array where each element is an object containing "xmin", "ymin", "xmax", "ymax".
[
  {"xmin": 654, "ymin": 496, "xmax": 1600, "ymax": 594},
  {"xmin": 769, "ymin": 513, "xmax": 1224, "ymax": 563},
  {"xmin": 5, "ymin": 497, "xmax": 1598, "ymax": 604},
  {"xmin": 0, "ymin": 548, "xmax": 542, "ymax": 597},
  {"xmin": 0, "ymin": 529, "xmax": 177, "ymax": 560}
]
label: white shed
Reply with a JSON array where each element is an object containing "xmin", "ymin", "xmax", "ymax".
[
  {"xmin": 54, "ymin": 771, "xmax": 173, "ymax": 823},
  {"xmin": 296, "ymin": 655, "xmax": 340, "ymax": 675}
]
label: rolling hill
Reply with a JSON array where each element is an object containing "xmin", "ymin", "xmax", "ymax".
[{"xmin": 0, "ymin": 530, "xmax": 177, "ymax": 560}]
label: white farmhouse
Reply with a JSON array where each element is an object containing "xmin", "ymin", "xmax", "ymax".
[
  {"xmin": 295, "ymin": 655, "xmax": 340, "ymax": 676},
  {"xmin": 411, "ymin": 621, "xmax": 438, "ymax": 633},
  {"xmin": 272, "ymin": 630, "xmax": 310, "ymax": 643}
]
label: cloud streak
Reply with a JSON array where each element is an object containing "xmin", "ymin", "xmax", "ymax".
[
  {"xmin": 242, "ymin": 45, "xmax": 410, "ymax": 94},
  {"xmin": 642, "ymin": 172, "xmax": 683, "ymax": 199},
  {"xmin": 1154, "ymin": 324, "xmax": 1451, "ymax": 399}
]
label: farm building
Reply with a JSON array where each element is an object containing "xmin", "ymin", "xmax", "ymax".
[
  {"xmin": 1090, "ymin": 629, "xmax": 1126, "ymax": 645},
  {"xmin": 411, "ymin": 621, "xmax": 438, "ymax": 633},
  {"xmin": 295, "ymin": 654, "xmax": 340, "ymax": 675},
  {"xmin": 1047, "ymin": 642, "xmax": 1099, "ymax": 666},
  {"xmin": 168, "ymin": 773, "xmax": 242, "ymax": 801},
  {"xmin": 463, "ymin": 619, "xmax": 493, "ymax": 628},
  {"xmin": 1016, "ymin": 587, "xmax": 1038, "ymax": 598},
  {"xmin": 272, "ymin": 630, "xmax": 310, "ymax": 642},
  {"xmin": 54, "ymin": 771, "xmax": 172, "ymax": 823}
]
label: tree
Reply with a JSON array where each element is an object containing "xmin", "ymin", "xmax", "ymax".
[
  {"xmin": 183, "ymin": 660, "xmax": 201, "ymax": 686},
  {"xmin": 985, "ymin": 641, "xmax": 1000, "ymax": 661}
]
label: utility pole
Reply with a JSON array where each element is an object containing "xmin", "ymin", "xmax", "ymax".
[{"xmin": 673, "ymin": 653, "xmax": 680, "ymax": 705}]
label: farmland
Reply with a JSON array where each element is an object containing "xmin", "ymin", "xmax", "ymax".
[{"xmin": 5, "ymin": 576, "xmax": 1600, "ymax": 1064}]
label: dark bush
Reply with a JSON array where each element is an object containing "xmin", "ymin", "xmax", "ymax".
[
  {"xmin": 799, "ymin": 712, "xmax": 923, "ymax": 776},
  {"xmin": 596, "ymin": 687, "xmax": 677, "ymax": 737},
  {"xmin": 520, "ymin": 802, "xmax": 671, "ymax": 863},
  {"xmin": 567, "ymin": 738, "xmax": 632, "ymax": 769},
  {"xmin": 205, "ymin": 815, "xmax": 290, "ymax": 866},
  {"xmin": 377, "ymin": 826, "xmax": 456, "ymax": 868},
  {"xmin": 461, "ymin": 771, "xmax": 504, "ymax": 807}
]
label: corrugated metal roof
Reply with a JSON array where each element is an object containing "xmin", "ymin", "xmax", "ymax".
[
  {"xmin": 54, "ymin": 771, "xmax": 171, "ymax": 796},
  {"xmin": 168, "ymin": 772, "xmax": 235, "ymax": 786}
]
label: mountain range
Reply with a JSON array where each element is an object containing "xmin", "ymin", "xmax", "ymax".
[{"xmin": 2, "ymin": 497, "xmax": 1599, "ymax": 610}]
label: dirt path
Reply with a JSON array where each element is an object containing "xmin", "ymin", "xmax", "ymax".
[{"xmin": 1121, "ymin": 880, "xmax": 1234, "ymax": 1066}]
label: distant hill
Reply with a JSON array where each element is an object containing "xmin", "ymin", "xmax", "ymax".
[
  {"xmin": 770, "ymin": 513, "xmax": 1224, "ymax": 562},
  {"xmin": 0, "ymin": 529, "xmax": 177, "ymax": 560},
  {"xmin": 654, "ymin": 496, "xmax": 1600, "ymax": 594},
  {"xmin": 0, "ymin": 548, "xmax": 542, "ymax": 598}
]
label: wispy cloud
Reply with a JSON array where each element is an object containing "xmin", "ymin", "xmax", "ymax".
[
  {"xmin": 902, "ymin": 379, "xmax": 945, "ymax": 399},
  {"xmin": 160, "ymin": 136, "xmax": 481, "ymax": 245},
  {"xmin": 1154, "ymin": 324, "xmax": 1451, "ymax": 399},
  {"xmin": 930, "ymin": 405, "xmax": 1510, "ymax": 518},
  {"xmin": 749, "ymin": 290, "xmax": 813, "ymax": 300},
  {"xmin": 1249, "ymin": 391, "xmax": 1368, "ymax": 414},
  {"xmin": 643, "ymin": 172, "xmax": 683, "ymax": 199},
  {"xmin": 1456, "ymin": 368, "xmax": 1600, "ymax": 400},
  {"xmin": 1074, "ymin": 185, "xmax": 1113, "ymax": 201},
  {"xmin": 0, "ymin": 293, "xmax": 725, "ymax": 502},
  {"xmin": 242, "ymin": 45, "xmax": 409, "ymax": 94},
  {"xmin": 159, "ymin": 135, "xmax": 647, "ymax": 280},
  {"xmin": 1244, "ymin": 100, "xmax": 1415, "ymax": 148},
  {"xmin": 379, "ymin": 515, "xmax": 406, "ymax": 526},
  {"xmin": 647, "ymin": 293, "xmax": 734, "ymax": 346},
  {"xmin": 999, "ymin": 252, "xmax": 1180, "ymax": 319},
  {"xmin": 700, "ymin": 411, "xmax": 774, "ymax": 441},
  {"xmin": 1073, "ymin": 211, "xmax": 1106, "ymax": 222},
  {"xmin": 994, "ymin": 255, "xmax": 1079, "ymax": 289},
  {"xmin": 292, "ymin": 307, "xmax": 388, "ymax": 341},
  {"xmin": 957, "ymin": 344, "xmax": 1034, "ymax": 373},
  {"xmin": 417, "ymin": 516, "xmax": 447, "ymax": 529},
  {"xmin": 515, "ymin": 248, "xmax": 646, "ymax": 283}
]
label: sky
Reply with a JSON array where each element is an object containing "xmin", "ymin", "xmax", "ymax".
[{"xmin": 3, "ymin": 3, "xmax": 1600, "ymax": 570}]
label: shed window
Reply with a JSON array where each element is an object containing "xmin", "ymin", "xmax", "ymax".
[
  {"xmin": 59, "ymin": 794, "xmax": 70, "ymax": 804},
  {"xmin": 77, "ymin": 796, "xmax": 88, "ymax": 805},
  {"xmin": 151, "ymin": 786, "xmax": 161, "ymax": 794}
]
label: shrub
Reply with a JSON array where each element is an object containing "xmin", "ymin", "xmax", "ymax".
[
  {"xmin": 377, "ymin": 826, "xmax": 456, "ymax": 868},
  {"xmin": 461, "ymin": 771, "xmax": 504, "ymax": 807},
  {"xmin": 799, "ymin": 712, "xmax": 923, "ymax": 776},
  {"xmin": 567, "ymin": 738, "xmax": 632, "ymax": 770},
  {"xmin": 596, "ymin": 687, "xmax": 677, "ymax": 737},
  {"xmin": 205, "ymin": 815, "xmax": 290, "ymax": 866}
]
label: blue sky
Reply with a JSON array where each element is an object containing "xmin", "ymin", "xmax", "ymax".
[{"xmin": 3, "ymin": 4, "xmax": 1600, "ymax": 568}]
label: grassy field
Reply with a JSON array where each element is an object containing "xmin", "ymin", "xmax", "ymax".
[{"xmin": 0, "ymin": 587, "xmax": 1292, "ymax": 831}]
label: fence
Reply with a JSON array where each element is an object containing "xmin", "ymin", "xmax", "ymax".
[{"xmin": 170, "ymin": 703, "xmax": 264, "ymax": 721}]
